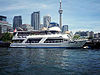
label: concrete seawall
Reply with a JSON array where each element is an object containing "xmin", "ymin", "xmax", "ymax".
[{"xmin": 84, "ymin": 42, "xmax": 100, "ymax": 49}]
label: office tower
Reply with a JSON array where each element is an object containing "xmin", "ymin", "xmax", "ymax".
[
  {"xmin": 88, "ymin": 31, "xmax": 94, "ymax": 38},
  {"xmin": 94, "ymin": 33, "xmax": 98, "ymax": 38},
  {"xmin": 62, "ymin": 25, "xmax": 68, "ymax": 32},
  {"xmin": 31, "ymin": 11, "xmax": 40, "ymax": 30},
  {"xmin": 58, "ymin": 0, "xmax": 63, "ymax": 29},
  {"xmin": 13, "ymin": 16, "xmax": 22, "ymax": 30},
  {"xmin": 43, "ymin": 15, "xmax": 51, "ymax": 28},
  {"xmin": 0, "ymin": 16, "xmax": 7, "ymax": 21}
]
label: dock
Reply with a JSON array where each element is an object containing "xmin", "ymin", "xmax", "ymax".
[
  {"xmin": 84, "ymin": 42, "xmax": 100, "ymax": 49},
  {"xmin": 0, "ymin": 42, "xmax": 10, "ymax": 47}
]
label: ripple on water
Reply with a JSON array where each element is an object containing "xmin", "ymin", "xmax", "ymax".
[{"xmin": 0, "ymin": 48, "xmax": 100, "ymax": 75}]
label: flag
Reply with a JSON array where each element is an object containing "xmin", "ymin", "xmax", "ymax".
[{"xmin": 14, "ymin": 28, "xmax": 17, "ymax": 32}]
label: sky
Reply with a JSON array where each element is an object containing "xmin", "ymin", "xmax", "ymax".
[{"xmin": 0, "ymin": 0, "xmax": 100, "ymax": 33}]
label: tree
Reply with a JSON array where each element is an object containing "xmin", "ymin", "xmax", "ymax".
[
  {"xmin": 0, "ymin": 32, "xmax": 13, "ymax": 42},
  {"xmin": 73, "ymin": 35, "xmax": 80, "ymax": 40},
  {"xmin": 88, "ymin": 37, "xmax": 93, "ymax": 40}
]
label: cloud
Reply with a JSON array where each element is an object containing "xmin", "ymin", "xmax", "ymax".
[
  {"xmin": 41, "ymin": 4, "xmax": 47, "ymax": 8},
  {"xmin": 0, "ymin": 1, "xmax": 51, "ymax": 12},
  {"xmin": 0, "ymin": 0, "xmax": 100, "ymax": 33}
]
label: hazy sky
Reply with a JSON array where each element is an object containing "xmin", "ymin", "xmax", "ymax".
[{"xmin": 0, "ymin": 0, "xmax": 100, "ymax": 33}]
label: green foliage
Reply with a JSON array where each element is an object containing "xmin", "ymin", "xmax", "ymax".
[
  {"xmin": 0, "ymin": 32, "xmax": 13, "ymax": 42},
  {"xmin": 73, "ymin": 35, "xmax": 80, "ymax": 39},
  {"xmin": 88, "ymin": 37, "xmax": 93, "ymax": 39}
]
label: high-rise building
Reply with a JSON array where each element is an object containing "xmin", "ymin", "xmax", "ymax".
[
  {"xmin": 94, "ymin": 33, "xmax": 98, "ymax": 38},
  {"xmin": 31, "ymin": 11, "xmax": 40, "ymax": 30},
  {"xmin": 0, "ymin": 16, "xmax": 7, "ymax": 21},
  {"xmin": 13, "ymin": 16, "xmax": 22, "ymax": 30},
  {"xmin": 94, "ymin": 33, "xmax": 100, "ymax": 38},
  {"xmin": 88, "ymin": 31, "xmax": 94, "ymax": 38},
  {"xmin": 62, "ymin": 25, "xmax": 68, "ymax": 32},
  {"xmin": 43, "ymin": 15, "xmax": 51, "ymax": 28}
]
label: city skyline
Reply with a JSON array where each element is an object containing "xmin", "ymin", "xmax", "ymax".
[{"xmin": 0, "ymin": 0, "xmax": 100, "ymax": 32}]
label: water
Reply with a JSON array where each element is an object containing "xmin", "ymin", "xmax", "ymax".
[{"xmin": 0, "ymin": 48, "xmax": 100, "ymax": 75}]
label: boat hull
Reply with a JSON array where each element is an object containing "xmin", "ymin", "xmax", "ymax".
[{"xmin": 10, "ymin": 41, "xmax": 86, "ymax": 48}]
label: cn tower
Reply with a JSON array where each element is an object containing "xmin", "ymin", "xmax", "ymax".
[{"xmin": 59, "ymin": 0, "xmax": 63, "ymax": 29}]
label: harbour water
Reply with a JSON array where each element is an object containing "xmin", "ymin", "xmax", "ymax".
[{"xmin": 0, "ymin": 48, "xmax": 100, "ymax": 75}]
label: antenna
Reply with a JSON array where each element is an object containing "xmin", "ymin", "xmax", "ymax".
[
  {"xmin": 60, "ymin": 0, "xmax": 62, "ymax": 9},
  {"xmin": 59, "ymin": 0, "xmax": 63, "ymax": 29}
]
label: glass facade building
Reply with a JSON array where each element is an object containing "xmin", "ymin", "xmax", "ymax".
[
  {"xmin": 13, "ymin": 16, "xmax": 22, "ymax": 30},
  {"xmin": 31, "ymin": 11, "xmax": 40, "ymax": 30},
  {"xmin": 0, "ymin": 16, "xmax": 7, "ymax": 21},
  {"xmin": 43, "ymin": 16, "xmax": 51, "ymax": 28},
  {"xmin": 62, "ymin": 25, "xmax": 68, "ymax": 32}
]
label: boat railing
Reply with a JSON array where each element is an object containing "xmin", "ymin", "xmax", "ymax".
[{"xmin": 74, "ymin": 39, "xmax": 88, "ymax": 41}]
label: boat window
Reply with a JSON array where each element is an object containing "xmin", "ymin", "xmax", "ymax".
[
  {"xmin": 17, "ymin": 32, "xmax": 31, "ymax": 36},
  {"xmin": 12, "ymin": 39, "xmax": 24, "ymax": 43},
  {"xmin": 69, "ymin": 41, "xmax": 76, "ymax": 43},
  {"xmin": 26, "ymin": 38, "xmax": 42, "ymax": 43},
  {"xmin": 64, "ymin": 39, "xmax": 68, "ymax": 41},
  {"xmin": 44, "ymin": 39, "xmax": 63, "ymax": 43}
]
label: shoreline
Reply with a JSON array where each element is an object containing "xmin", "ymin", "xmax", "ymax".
[{"xmin": 0, "ymin": 42, "xmax": 10, "ymax": 47}]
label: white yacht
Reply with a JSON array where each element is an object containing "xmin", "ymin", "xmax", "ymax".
[
  {"xmin": 10, "ymin": 26, "xmax": 86, "ymax": 48},
  {"xmin": 10, "ymin": 0, "xmax": 86, "ymax": 48}
]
